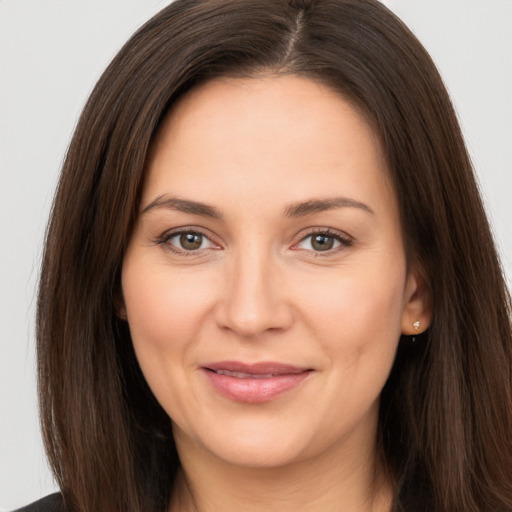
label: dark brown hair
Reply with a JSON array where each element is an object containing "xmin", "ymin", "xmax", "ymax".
[{"xmin": 37, "ymin": 1, "xmax": 512, "ymax": 511}]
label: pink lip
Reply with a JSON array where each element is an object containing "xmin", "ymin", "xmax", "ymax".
[{"xmin": 201, "ymin": 361, "xmax": 312, "ymax": 403}]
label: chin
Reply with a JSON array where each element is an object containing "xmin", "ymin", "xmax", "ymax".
[
  {"xmin": 175, "ymin": 416, "xmax": 317, "ymax": 470},
  {"xmin": 209, "ymin": 439, "xmax": 308, "ymax": 469}
]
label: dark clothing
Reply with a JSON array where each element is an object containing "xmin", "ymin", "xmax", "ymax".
[
  {"xmin": 12, "ymin": 493, "xmax": 64, "ymax": 512},
  {"xmin": 14, "ymin": 488, "xmax": 432, "ymax": 511}
]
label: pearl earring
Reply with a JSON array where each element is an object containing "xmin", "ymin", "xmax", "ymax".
[{"xmin": 411, "ymin": 320, "xmax": 420, "ymax": 342}]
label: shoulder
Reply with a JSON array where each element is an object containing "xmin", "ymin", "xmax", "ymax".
[{"xmin": 12, "ymin": 493, "xmax": 65, "ymax": 512}]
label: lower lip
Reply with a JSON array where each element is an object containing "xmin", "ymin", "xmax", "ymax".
[{"xmin": 202, "ymin": 369, "xmax": 311, "ymax": 403}]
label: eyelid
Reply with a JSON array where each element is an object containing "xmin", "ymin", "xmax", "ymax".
[
  {"xmin": 291, "ymin": 227, "xmax": 354, "ymax": 253},
  {"xmin": 156, "ymin": 226, "xmax": 222, "ymax": 254}
]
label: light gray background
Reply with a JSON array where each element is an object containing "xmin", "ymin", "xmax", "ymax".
[{"xmin": 1, "ymin": 0, "xmax": 511, "ymax": 509}]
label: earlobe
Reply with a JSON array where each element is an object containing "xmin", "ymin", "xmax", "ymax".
[
  {"xmin": 401, "ymin": 266, "xmax": 433, "ymax": 336},
  {"xmin": 117, "ymin": 306, "xmax": 128, "ymax": 321},
  {"xmin": 114, "ymin": 289, "xmax": 128, "ymax": 321}
]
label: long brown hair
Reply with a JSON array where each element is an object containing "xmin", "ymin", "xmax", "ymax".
[{"xmin": 37, "ymin": 1, "xmax": 512, "ymax": 511}]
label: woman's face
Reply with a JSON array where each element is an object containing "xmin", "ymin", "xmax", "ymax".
[{"xmin": 121, "ymin": 75, "xmax": 428, "ymax": 469}]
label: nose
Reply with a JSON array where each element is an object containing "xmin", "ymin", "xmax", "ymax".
[{"xmin": 214, "ymin": 244, "xmax": 293, "ymax": 338}]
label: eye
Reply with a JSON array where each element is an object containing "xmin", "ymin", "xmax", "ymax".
[
  {"xmin": 159, "ymin": 230, "xmax": 218, "ymax": 253},
  {"xmin": 294, "ymin": 230, "xmax": 352, "ymax": 253}
]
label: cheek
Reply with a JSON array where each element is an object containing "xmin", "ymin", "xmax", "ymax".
[
  {"xmin": 302, "ymin": 265, "xmax": 404, "ymax": 334},
  {"xmin": 296, "ymin": 257, "xmax": 406, "ymax": 383},
  {"xmin": 293, "ymin": 264, "xmax": 406, "ymax": 439},
  {"xmin": 123, "ymin": 264, "xmax": 211, "ymax": 348},
  {"xmin": 121, "ymin": 261, "xmax": 215, "ymax": 411}
]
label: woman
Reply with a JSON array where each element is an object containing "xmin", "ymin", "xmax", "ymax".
[{"xmin": 19, "ymin": 0, "xmax": 512, "ymax": 511}]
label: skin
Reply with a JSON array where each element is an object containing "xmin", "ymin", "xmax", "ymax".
[{"xmin": 121, "ymin": 75, "xmax": 431, "ymax": 512}]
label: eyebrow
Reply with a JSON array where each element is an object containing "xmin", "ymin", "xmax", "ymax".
[
  {"xmin": 141, "ymin": 196, "xmax": 222, "ymax": 218},
  {"xmin": 284, "ymin": 197, "xmax": 375, "ymax": 217},
  {"xmin": 141, "ymin": 195, "xmax": 374, "ymax": 219}
]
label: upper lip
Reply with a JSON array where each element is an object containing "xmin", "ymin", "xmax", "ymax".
[{"xmin": 202, "ymin": 361, "xmax": 310, "ymax": 376}]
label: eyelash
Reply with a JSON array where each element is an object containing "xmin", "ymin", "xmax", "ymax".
[
  {"xmin": 156, "ymin": 228, "xmax": 219, "ymax": 256},
  {"xmin": 155, "ymin": 228, "xmax": 353, "ymax": 256},
  {"xmin": 292, "ymin": 228, "xmax": 353, "ymax": 255}
]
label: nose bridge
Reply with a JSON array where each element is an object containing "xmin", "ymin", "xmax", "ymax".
[{"xmin": 217, "ymin": 238, "xmax": 289, "ymax": 337}]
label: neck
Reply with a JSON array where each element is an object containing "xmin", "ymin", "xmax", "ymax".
[{"xmin": 169, "ymin": 426, "xmax": 393, "ymax": 512}]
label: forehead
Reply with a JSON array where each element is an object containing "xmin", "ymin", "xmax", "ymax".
[{"xmin": 143, "ymin": 75, "xmax": 395, "ymax": 216}]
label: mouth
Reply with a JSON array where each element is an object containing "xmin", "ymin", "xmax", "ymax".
[
  {"xmin": 210, "ymin": 370, "xmax": 292, "ymax": 379},
  {"xmin": 201, "ymin": 361, "xmax": 313, "ymax": 403}
]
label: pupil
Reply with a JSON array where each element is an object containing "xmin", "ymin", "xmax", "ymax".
[
  {"xmin": 312, "ymin": 234, "xmax": 334, "ymax": 251},
  {"xmin": 180, "ymin": 233, "xmax": 202, "ymax": 250}
]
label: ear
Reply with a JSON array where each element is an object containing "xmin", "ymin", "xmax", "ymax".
[
  {"xmin": 114, "ymin": 288, "xmax": 128, "ymax": 321},
  {"xmin": 401, "ymin": 264, "xmax": 433, "ymax": 335}
]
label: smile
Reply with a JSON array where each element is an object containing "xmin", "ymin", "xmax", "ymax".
[
  {"xmin": 212, "ymin": 370, "xmax": 285, "ymax": 379},
  {"xmin": 201, "ymin": 361, "xmax": 312, "ymax": 403}
]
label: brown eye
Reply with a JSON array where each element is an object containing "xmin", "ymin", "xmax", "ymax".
[
  {"xmin": 294, "ymin": 231, "xmax": 351, "ymax": 253},
  {"xmin": 179, "ymin": 233, "xmax": 203, "ymax": 250},
  {"xmin": 162, "ymin": 230, "xmax": 216, "ymax": 252},
  {"xmin": 311, "ymin": 234, "xmax": 335, "ymax": 251}
]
